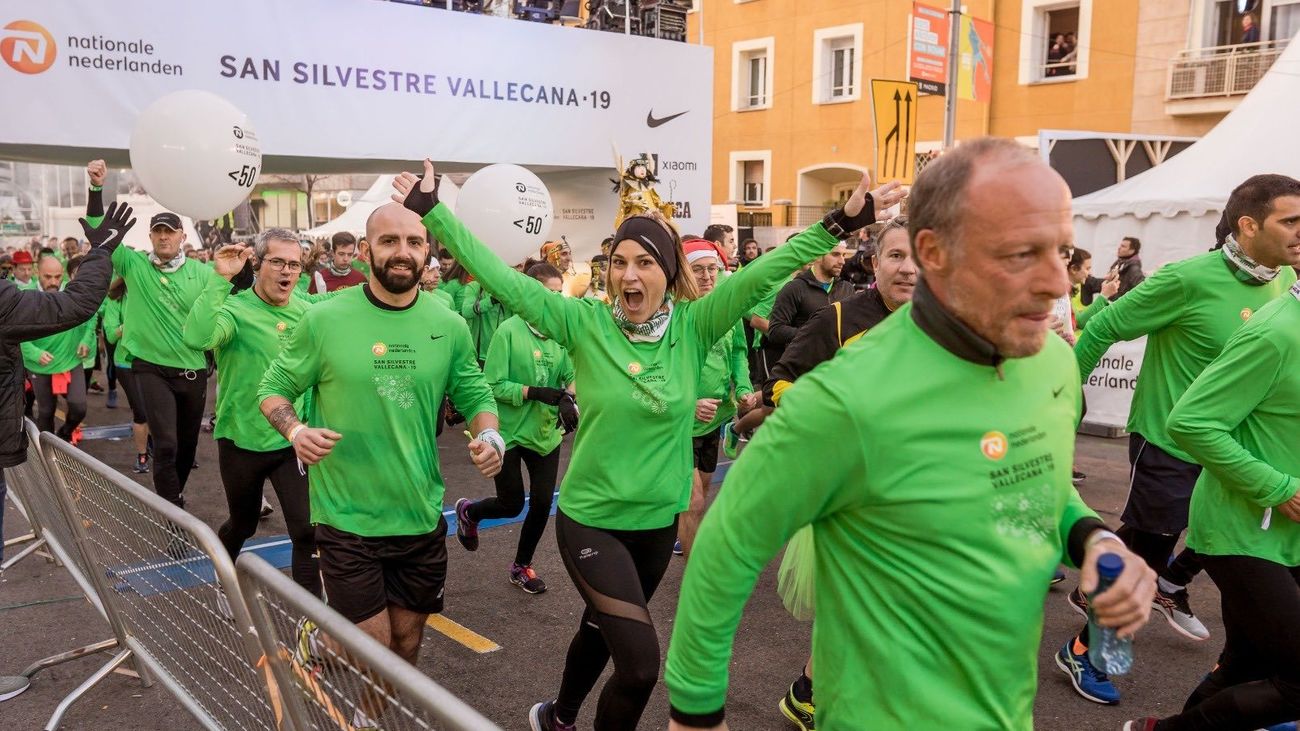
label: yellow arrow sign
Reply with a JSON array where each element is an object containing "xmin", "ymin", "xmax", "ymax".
[{"xmin": 871, "ymin": 79, "xmax": 920, "ymax": 185}]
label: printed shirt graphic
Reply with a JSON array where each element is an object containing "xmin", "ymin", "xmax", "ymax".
[
  {"xmin": 257, "ymin": 287, "xmax": 495, "ymax": 537},
  {"xmin": 666, "ymin": 308, "xmax": 1095, "ymax": 730},
  {"xmin": 111, "ymin": 246, "xmax": 210, "ymax": 370}
]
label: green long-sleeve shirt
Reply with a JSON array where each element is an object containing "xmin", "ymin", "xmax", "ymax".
[
  {"xmin": 693, "ymin": 322, "xmax": 751, "ymax": 437},
  {"xmin": 484, "ymin": 315, "xmax": 575, "ymax": 455},
  {"xmin": 22, "ymin": 314, "xmax": 96, "ymax": 375},
  {"xmin": 257, "ymin": 285, "xmax": 495, "ymax": 537},
  {"xmin": 459, "ymin": 280, "xmax": 508, "ymax": 362},
  {"xmin": 111, "ymin": 246, "xmax": 211, "ymax": 370},
  {"xmin": 665, "ymin": 297, "xmax": 1097, "ymax": 730},
  {"xmin": 1168, "ymin": 289, "xmax": 1300, "ymax": 566},
  {"xmin": 102, "ymin": 295, "xmax": 134, "ymax": 368},
  {"xmin": 420, "ymin": 203, "xmax": 842, "ymax": 530},
  {"xmin": 1074, "ymin": 251, "xmax": 1297, "ymax": 462},
  {"xmin": 184, "ymin": 272, "xmax": 314, "ymax": 452}
]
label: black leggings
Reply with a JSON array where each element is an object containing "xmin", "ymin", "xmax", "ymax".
[
  {"xmin": 132, "ymin": 360, "xmax": 208, "ymax": 508},
  {"xmin": 216, "ymin": 439, "xmax": 320, "ymax": 597},
  {"xmin": 114, "ymin": 366, "xmax": 149, "ymax": 425},
  {"xmin": 464, "ymin": 446, "xmax": 558, "ymax": 566},
  {"xmin": 32, "ymin": 365, "xmax": 87, "ymax": 438},
  {"xmin": 1156, "ymin": 555, "xmax": 1300, "ymax": 730},
  {"xmin": 104, "ymin": 344, "xmax": 117, "ymax": 392},
  {"xmin": 553, "ymin": 510, "xmax": 677, "ymax": 730},
  {"xmin": 1118, "ymin": 524, "xmax": 1204, "ymax": 586}
]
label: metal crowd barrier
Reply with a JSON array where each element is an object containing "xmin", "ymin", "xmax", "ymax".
[
  {"xmin": 2, "ymin": 419, "xmax": 53, "ymax": 571},
  {"xmin": 236, "ymin": 552, "xmax": 500, "ymax": 730},
  {"xmin": 7, "ymin": 420, "xmax": 132, "ymax": 731},
  {"xmin": 40, "ymin": 433, "xmax": 281, "ymax": 731}
]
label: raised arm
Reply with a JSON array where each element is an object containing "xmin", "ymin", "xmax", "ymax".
[
  {"xmin": 689, "ymin": 174, "xmax": 902, "ymax": 347},
  {"xmin": 183, "ymin": 246, "xmax": 250, "ymax": 351},
  {"xmin": 393, "ymin": 162, "xmax": 586, "ymax": 348},
  {"xmin": 1074, "ymin": 265, "xmax": 1184, "ymax": 379}
]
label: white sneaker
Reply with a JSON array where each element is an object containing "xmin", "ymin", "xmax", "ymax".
[
  {"xmin": 1153, "ymin": 588, "xmax": 1209, "ymax": 641},
  {"xmin": 259, "ymin": 496, "xmax": 274, "ymax": 519}
]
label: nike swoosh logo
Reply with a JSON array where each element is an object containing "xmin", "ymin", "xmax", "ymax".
[
  {"xmin": 646, "ymin": 109, "xmax": 688, "ymax": 128},
  {"xmin": 1053, "ymin": 386, "xmax": 1065, "ymax": 398},
  {"xmin": 430, "ymin": 334, "xmax": 444, "ymax": 341},
  {"xmin": 104, "ymin": 228, "xmax": 119, "ymax": 242}
]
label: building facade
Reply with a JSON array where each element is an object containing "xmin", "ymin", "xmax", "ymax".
[{"xmin": 688, "ymin": 0, "xmax": 1292, "ymax": 227}]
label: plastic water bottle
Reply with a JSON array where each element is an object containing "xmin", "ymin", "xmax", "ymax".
[{"xmin": 1088, "ymin": 553, "xmax": 1134, "ymax": 675}]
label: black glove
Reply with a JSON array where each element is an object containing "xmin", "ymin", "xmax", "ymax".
[
  {"xmin": 820, "ymin": 194, "xmax": 876, "ymax": 240},
  {"xmin": 79, "ymin": 201, "xmax": 135, "ymax": 251},
  {"xmin": 526, "ymin": 386, "xmax": 566, "ymax": 406},
  {"xmin": 558, "ymin": 393, "xmax": 579, "ymax": 433},
  {"xmin": 400, "ymin": 173, "xmax": 441, "ymax": 217}
]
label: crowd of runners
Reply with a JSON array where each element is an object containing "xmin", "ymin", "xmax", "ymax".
[{"xmin": 2, "ymin": 142, "xmax": 1299, "ymax": 731}]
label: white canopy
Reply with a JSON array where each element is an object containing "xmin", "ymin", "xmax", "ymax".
[
  {"xmin": 1072, "ymin": 34, "xmax": 1300, "ymax": 268},
  {"xmin": 302, "ymin": 175, "xmax": 461, "ymax": 238}
]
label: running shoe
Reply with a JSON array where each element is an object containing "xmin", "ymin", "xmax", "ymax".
[
  {"xmin": 88, "ymin": 381, "xmax": 104, "ymax": 394},
  {"xmin": 722, "ymin": 422, "xmax": 741, "ymax": 460},
  {"xmin": 292, "ymin": 617, "xmax": 325, "ymax": 674},
  {"xmin": 1067, "ymin": 586, "xmax": 1089, "ymax": 619},
  {"xmin": 1153, "ymin": 587, "xmax": 1210, "ymax": 641},
  {"xmin": 673, "ymin": 539, "xmax": 683, "ymax": 556},
  {"xmin": 134, "ymin": 453, "xmax": 151, "ymax": 474},
  {"xmin": 511, "ymin": 563, "xmax": 546, "ymax": 594},
  {"xmin": 1055, "ymin": 639, "xmax": 1120, "ymax": 705},
  {"xmin": 1051, "ymin": 566, "xmax": 1067, "ymax": 585},
  {"xmin": 779, "ymin": 681, "xmax": 816, "ymax": 730},
  {"xmin": 106, "ymin": 389, "xmax": 118, "ymax": 409},
  {"xmin": 454, "ymin": 498, "xmax": 479, "ymax": 551},
  {"xmin": 260, "ymin": 496, "xmax": 275, "ymax": 519},
  {"xmin": 0, "ymin": 675, "xmax": 31, "ymax": 702},
  {"xmin": 1072, "ymin": 470, "xmax": 1086, "ymax": 484},
  {"xmin": 528, "ymin": 700, "xmax": 575, "ymax": 731},
  {"xmin": 1122, "ymin": 720, "xmax": 1158, "ymax": 731},
  {"xmin": 1263, "ymin": 723, "xmax": 1299, "ymax": 731}
]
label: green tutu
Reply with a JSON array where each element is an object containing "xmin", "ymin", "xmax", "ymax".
[{"xmin": 777, "ymin": 525, "xmax": 816, "ymax": 621}]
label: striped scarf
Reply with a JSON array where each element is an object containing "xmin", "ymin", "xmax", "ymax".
[
  {"xmin": 610, "ymin": 298, "xmax": 673, "ymax": 342},
  {"xmin": 1222, "ymin": 234, "xmax": 1279, "ymax": 285}
]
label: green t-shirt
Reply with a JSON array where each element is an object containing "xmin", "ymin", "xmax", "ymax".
[
  {"xmin": 440, "ymin": 278, "xmax": 466, "ymax": 311},
  {"xmin": 484, "ymin": 315, "xmax": 575, "ymax": 455},
  {"xmin": 22, "ymin": 314, "xmax": 96, "ymax": 375},
  {"xmin": 665, "ymin": 303, "xmax": 1096, "ymax": 730},
  {"xmin": 421, "ymin": 204, "xmax": 841, "ymax": 530},
  {"xmin": 184, "ymin": 273, "xmax": 314, "ymax": 452},
  {"xmin": 257, "ymin": 286, "xmax": 496, "ymax": 537},
  {"xmin": 111, "ymin": 247, "xmax": 211, "ymax": 370},
  {"xmin": 430, "ymin": 288, "xmax": 454, "ymax": 310},
  {"xmin": 1169, "ymin": 289, "xmax": 1300, "ymax": 566},
  {"xmin": 693, "ymin": 321, "xmax": 751, "ymax": 437},
  {"xmin": 459, "ymin": 280, "xmax": 508, "ymax": 362},
  {"xmin": 294, "ymin": 271, "xmax": 310, "ymax": 295},
  {"xmin": 1074, "ymin": 251, "xmax": 1297, "ymax": 462},
  {"xmin": 102, "ymin": 295, "xmax": 134, "ymax": 367}
]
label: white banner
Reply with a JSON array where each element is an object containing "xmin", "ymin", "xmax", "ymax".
[
  {"xmin": 1080, "ymin": 337, "xmax": 1144, "ymax": 431},
  {"xmin": 0, "ymin": 0, "xmax": 713, "ymax": 230}
]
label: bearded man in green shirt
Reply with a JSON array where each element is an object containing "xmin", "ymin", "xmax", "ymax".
[{"xmin": 664, "ymin": 137, "xmax": 1157, "ymax": 731}]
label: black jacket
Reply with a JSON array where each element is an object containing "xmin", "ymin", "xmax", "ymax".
[
  {"xmin": 0, "ymin": 246, "xmax": 114, "ymax": 466},
  {"xmin": 1108, "ymin": 256, "xmax": 1145, "ymax": 299},
  {"xmin": 763, "ymin": 269, "xmax": 855, "ymax": 359},
  {"xmin": 763, "ymin": 287, "xmax": 894, "ymax": 406}
]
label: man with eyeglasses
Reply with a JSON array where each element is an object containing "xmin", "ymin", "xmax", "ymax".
[
  {"xmin": 96, "ymin": 158, "xmax": 212, "ymax": 508},
  {"xmin": 182, "ymin": 229, "xmax": 322, "ymax": 596}
]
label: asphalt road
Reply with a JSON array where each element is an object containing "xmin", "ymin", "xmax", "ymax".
[{"xmin": 0, "ymin": 390, "xmax": 1227, "ymax": 730}]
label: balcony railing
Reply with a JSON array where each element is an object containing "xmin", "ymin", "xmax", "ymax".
[{"xmin": 1167, "ymin": 39, "xmax": 1288, "ymax": 100}]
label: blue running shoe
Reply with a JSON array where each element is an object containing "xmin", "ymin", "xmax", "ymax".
[
  {"xmin": 1055, "ymin": 639, "xmax": 1120, "ymax": 705},
  {"xmin": 1263, "ymin": 723, "xmax": 1298, "ymax": 731}
]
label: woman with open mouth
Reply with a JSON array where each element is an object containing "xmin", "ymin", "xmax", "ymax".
[{"xmin": 391, "ymin": 162, "xmax": 903, "ymax": 731}]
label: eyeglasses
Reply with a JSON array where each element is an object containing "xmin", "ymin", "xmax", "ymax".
[
  {"xmin": 690, "ymin": 265, "xmax": 722, "ymax": 276},
  {"xmin": 264, "ymin": 258, "xmax": 303, "ymax": 273}
]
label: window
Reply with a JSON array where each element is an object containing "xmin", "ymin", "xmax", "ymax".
[
  {"xmin": 812, "ymin": 24, "xmax": 863, "ymax": 103},
  {"xmin": 1272, "ymin": 0, "xmax": 1300, "ymax": 40},
  {"xmin": 729, "ymin": 150, "xmax": 772, "ymax": 207},
  {"xmin": 731, "ymin": 37, "xmax": 775, "ymax": 111},
  {"xmin": 1019, "ymin": 0, "xmax": 1093, "ymax": 84}
]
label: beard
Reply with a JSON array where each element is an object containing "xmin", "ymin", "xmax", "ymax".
[{"xmin": 374, "ymin": 255, "xmax": 421, "ymax": 294}]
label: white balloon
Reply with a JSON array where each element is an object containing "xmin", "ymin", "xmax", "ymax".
[
  {"xmin": 454, "ymin": 164, "xmax": 553, "ymax": 266},
  {"xmin": 129, "ymin": 90, "xmax": 262, "ymax": 220}
]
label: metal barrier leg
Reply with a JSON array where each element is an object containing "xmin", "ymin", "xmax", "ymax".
[
  {"xmin": 3, "ymin": 531, "xmax": 36, "ymax": 547},
  {"xmin": 20, "ymin": 638, "xmax": 118, "ymax": 679},
  {"xmin": 42, "ymin": 648, "xmax": 132, "ymax": 731},
  {"xmin": 0, "ymin": 535, "xmax": 46, "ymax": 571}
]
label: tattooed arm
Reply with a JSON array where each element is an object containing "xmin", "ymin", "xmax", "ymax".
[{"xmin": 260, "ymin": 396, "xmax": 340, "ymax": 465}]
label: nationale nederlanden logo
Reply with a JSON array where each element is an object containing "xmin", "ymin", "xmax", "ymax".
[
  {"xmin": 980, "ymin": 431, "xmax": 1009, "ymax": 461},
  {"xmin": 372, "ymin": 342, "xmax": 388, "ymax": 357},
  {"xmin": 1, "ymin": 20, "xmax": 56, "ymax": 75}
]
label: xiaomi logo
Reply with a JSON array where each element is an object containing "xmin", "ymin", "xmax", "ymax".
[{"xmin": 2, "ymin": 20, "xmax": 55, "ymax": 74}]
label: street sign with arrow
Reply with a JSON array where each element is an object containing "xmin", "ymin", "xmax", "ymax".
[{"xmin": 870, "ymin": 79, "xmax": 920, "ymax": 185}]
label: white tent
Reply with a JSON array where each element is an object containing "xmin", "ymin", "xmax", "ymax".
[
  {"xmin": 301, "ymin": 175, "xmax": 465, "ymax": 238},
  {"xmin": 1072, "ymin": 35, "xmax": 1300, "ymax": 270}
]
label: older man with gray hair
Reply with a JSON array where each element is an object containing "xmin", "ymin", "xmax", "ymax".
[
  {"xmin": 182, "ymin": 229, "xmax": 322, "ymax": 595},
  {"xmin": 664, "ymin": 138, "xmax": 1157, "ymax": 731}
]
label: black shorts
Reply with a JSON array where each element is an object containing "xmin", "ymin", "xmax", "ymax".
[
  {"xmin": 1121, "ymin": 433, "xmax": 1203, "ymax": 535},
  {"xmin": 693, "ymin": 429, "xmax": 721, "ymax": 474},
  {"xmin": 315, "ymin": 518, "xmax": 448, "ymax": 624}
]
